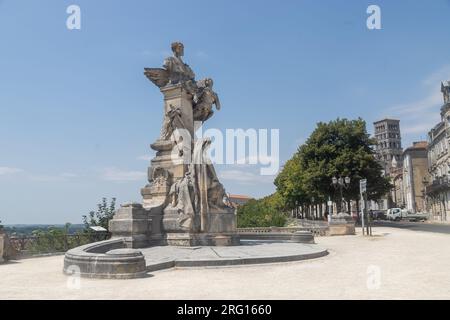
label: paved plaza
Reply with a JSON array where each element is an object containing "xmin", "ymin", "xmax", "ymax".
[
  {"xmin": 1, "ymin": 226, "xmax": 449, "ymax": 300},
  {"xmin": 140, "ymin": 240, "xmax": 327, "ymax": 271}
]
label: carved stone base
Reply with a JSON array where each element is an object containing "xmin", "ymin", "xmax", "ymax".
[
  {"xmin": 0, "ymin": 233, "xmax": 5, "ymax": 263},
  {"xmin": 328, "ymin": 213, "xmax": 356, "ymax": 236},
  {"xmin": 109, "ymin": 203, "xmax": 164, "ymax": 248},
  {"xmin": 163, "ymin": 232, "xmax": 240, "ymax": 246},
  {"xmin": 162, "ymin": 212, "xmax": 200, "ymax": 233},
  {"xmin": 207, "ymin": 212, "xmax": 236, "ymax": 233},
  {"xmin": 0, "ymin": 231, "xmax": 14, "ymax": 262}
]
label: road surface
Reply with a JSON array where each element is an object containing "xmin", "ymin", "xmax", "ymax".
[{"xmin": 371, "ymin": 220, "xmax": 450, "ymax": 235}]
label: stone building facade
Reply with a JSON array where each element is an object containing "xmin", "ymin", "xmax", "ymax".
[
  {"xmin": 373, "ymin": 119, "xmax": 403, "ymax": 174},
  {"xmin": 402, "ymin": 141, "xmax": 428, "ymax": 213},
  {"xmin": 390, "ymin": 166, "xmax": 404, "ymax": 208},
  {"xmin": 373, "ymin": 119, "xmax": 403, "ymax": 210},
  {"xmin": 426, "ymin": 81, "xmax": 450, "ymax": 222},
  {"xmin": 227, "ymin": 194, "xmax": 253, "ymax": 208}
]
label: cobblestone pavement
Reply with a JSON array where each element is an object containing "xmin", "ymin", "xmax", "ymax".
[{"xmin": 0, "ymin": 226, "xmax": 449, "ymax": 299}]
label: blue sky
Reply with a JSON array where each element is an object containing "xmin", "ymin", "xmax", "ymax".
[{"xmin": 1, "ymin": 0, "xmax": 450, "ymax": 224}]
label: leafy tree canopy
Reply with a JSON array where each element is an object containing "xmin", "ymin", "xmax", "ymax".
[
  {"xmin": 237, "ymin": 193, "xmax": 288, "ymax": 228},
  {"xmin": 82, "ymin": 197, "xmax": 116, "ymax": 231},
  {"xmin": 275, "ymin": 118, "xmax": 391, "ymax": 208}
]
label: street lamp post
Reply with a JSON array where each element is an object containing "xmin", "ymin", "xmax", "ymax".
[{"xmin": 331, "ymin": 176, "xmax": 351, "ymax": 214}]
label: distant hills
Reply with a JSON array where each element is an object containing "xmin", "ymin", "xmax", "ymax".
[{"xmin": 3, "ymin": 224, "xmax": 85, "ymax": 236}]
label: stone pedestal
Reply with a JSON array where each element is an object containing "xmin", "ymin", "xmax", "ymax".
[
  {"xmin": 147, "ymin": 84, "xmax": 194, "ymax": 187},
  {"xmin": 328, "ymin": 213, "xmax": 356, "ymax": 236},
  {"xmin": 291, "ymin": 231, "xmax": 315, "ymax": 243},
  {"xmin": 142, "ymin": 84, "xmax": 193, "ymax": 212},
  {"xmin": 161, "ymin": 84, "xmax": 194, "ymax": 138},
  {"xmin": 0, "ymin": 233, "xmax": 4, "ymax": 263},
  {"xmin": 64, "ymin": 240, "xmax": 147, "ymax": 279},
  {"xmin": 163, "ymin": 232, "xmax": 240, "ymax": 246},
  {"xmin": 207, "ymin": 212, "xmax": 237, "ymax": 233},
  {"xmin": 0, "ymin": 231, "xmax": 10, "ymax": 263},
  {"xmin": 109, "ymin": 203, "xmax": 163, "ymax": 248},
  {"xmin": 162, "ymin": 211, "xmax": 239, "ymax": 246}
]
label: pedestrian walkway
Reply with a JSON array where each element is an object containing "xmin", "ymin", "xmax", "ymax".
[{"xmin": 0, "ymin": 227, "xmax": 449, "ymax": 299}]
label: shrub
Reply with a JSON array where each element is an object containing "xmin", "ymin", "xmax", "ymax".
[
  {"xmin": 82, "ymin": 197, "xmax": 116, "ymax": 231},
  {"xmin": 237, "ymin": 193, "xmax": 287, "ymax": 228}
]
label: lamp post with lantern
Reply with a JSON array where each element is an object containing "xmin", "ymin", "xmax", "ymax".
[{"xmin": 331, "ymin": 176, "xmax": 351, "ymax": 214}]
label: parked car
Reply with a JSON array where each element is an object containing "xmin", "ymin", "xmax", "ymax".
[
  {"xmin": 370, "ymin": 210, "xmax": 387, "ymax": 220},
  {"xmin": 386, "ymin": 208, "xmax": 429, "ymax": 222}
]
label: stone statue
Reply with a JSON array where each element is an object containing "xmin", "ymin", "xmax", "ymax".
[
  {"xmin": 191, "ymin": 138, "xmax": 234, "ymax": 216},
  {"xmin": 111, "ymin": 41, "xmax": 240, "ymax": 246},
  {"xmin": 168, "ymin": 173, "xmax": 195, "ymax": 213},
  {"xmin": 163, "ymin": 42, "xmax": 196, "ymax": 85},
  {"xmin": 144, "ymin": 42, "xmax": 196, "ymax": 93},
  {"xmin": 442, "ymin": 81, "xmax": 450, "ymax": 104},
  {"xmin": 167, "ymin": 172, "xmax": 198, "ymax": 230},
  {"xmin": 193, "ymin": 78, "xmax": 221, "ymax": 123},
  {"xmin": 160, "ymin": 105, "xmax": 184, "ymax": 140},
  {"xmin": 151, "ymin": 167, "xmax": 169, "ymax": 187}
]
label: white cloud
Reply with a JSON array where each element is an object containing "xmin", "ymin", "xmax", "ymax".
[
  {"xmin": 422, "ymin": 65, "xmax": 450, "ymax": 87},
  {"xmin": 101, "ymin": 167, "xmax": 146, "ymax": 182},
  {"xmin": 235, "ymin": 155, "xmax": 278, "ymax": 165},
  {"xmin": 60, "ymin": 172, "xmax": 78, "ymax": 178},
  {"xmin": 389, "ymin": 88, "xmax": 442, "ymax": 116},
  {"xmin": 0, "ymin": 167, "xmax": 23, "ymax": 175},
  {"xmin": 0, "ymin": 167, "xmax": 80, "ymax": 182},
  {"xmin": 384, "ymin": 65, "xmax": 450, "ymax": 144},
  {"xmin": 219, "ymin": 169, "xmax": 274, "ymax": 185},
  {"xmin": 137, "ymin": 154, "xmax": 153, "ymax": 161},
  {"xmin": 401, "ymin": 113, "xmax": 441, "ymax": 135},
  {"xmin": 28, "ymin": 172, "xmax": 78, "ymax": 182}
]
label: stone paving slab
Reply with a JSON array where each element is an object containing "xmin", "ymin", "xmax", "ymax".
[{"xmin": 140, "ymin": 240, "xmax": 328, "ymax": 271}]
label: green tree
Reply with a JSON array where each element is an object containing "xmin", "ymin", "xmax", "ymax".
[
  {"xmin": 274, "ymin": 154, "xmax": 310, "ymax": 210},
  {"xmin": 237, "ymin": 193, "xmax": 288, "ymax": 228},
  {"xmin": 30, "ymin": 223, "xmax": 71, "ymax": 253},
  {"xmin": 275, "ymin": 118, "xmax": 392, "ymax": 213},
  {"xmin": 29, "ymin": 223, "xmax": 94, "ymax": 253},
  {"xmin": 82, "ymin": 197, "xmax": 116, "ymax": 231}
]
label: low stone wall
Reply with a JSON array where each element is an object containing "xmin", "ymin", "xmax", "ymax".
[
  {"xmin": 328, "ymin": 214, "xmax": 356, "ymax": 236},
  {"xmin": 63, "ymin": 238, "xmax": 147, "ymax": 279},
  {"xmin": 8, "ymin": 233, "xmax": 109, "ymax": 258},
  {"xmin": 328, "ymin": 223, "xmax": 356, "ymax": 236},
  {"xmin": 0, "ymin": 234, "xmax": 5, "ymax": 263},
  {"xmin": 0, "ymin": 232, "xmax": 12, "ymax": 263},
  {"xmin": 63, "ymin": 232, "xmax": 328, "ymax": 278},
  {"xmin": 237, "ymin": 226, "xmax": 329, "ymax": 239}
]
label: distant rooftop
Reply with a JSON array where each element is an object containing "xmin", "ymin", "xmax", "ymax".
[
  {"xmin": 404, "ymin": 141, "xmax": 428, "ymax": 152},
  {"xmin": 228, "ymin": 194, "xmax": 253, "ymax": 200},
  {"xmin": 373, "ymin": 118, "xmax": 400, "ymax": 124}
]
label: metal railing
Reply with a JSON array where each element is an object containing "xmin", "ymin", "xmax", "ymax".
[
  {"xmin": 237, "ymin": 224, "xmax": 329, "ymax": 237},
  {"xmin": 8, "ymin": 233, "xmax": 109, "ymax": 256},
  {"xmin": 426, "ymin": 176, "xmax": 450, "ymax": 194}
]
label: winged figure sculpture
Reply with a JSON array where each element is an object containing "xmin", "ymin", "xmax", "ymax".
[{"xmin": 144, "ymin": 68, "xmax": 170, "ymax": 88}]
